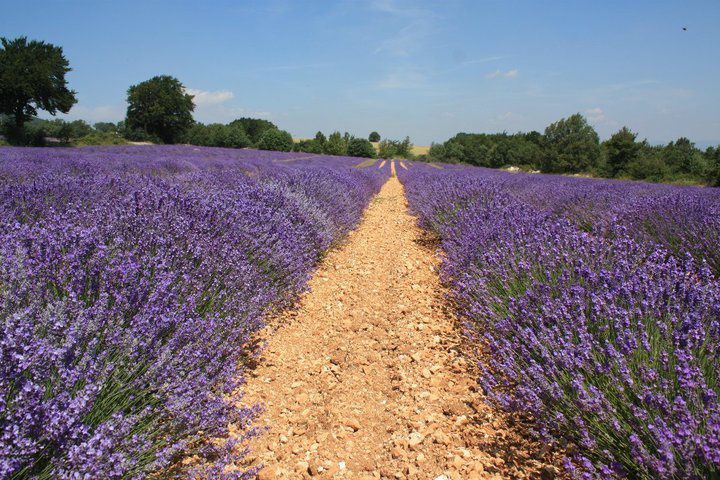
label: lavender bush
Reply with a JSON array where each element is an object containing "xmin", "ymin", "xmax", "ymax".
[
  {"xmin": 399, "ymin": 163, "xmax": 720, "ymax": 478},
  {"xmin": 0, "ymin": 146, "xmax": 388, "ymax": 479}
]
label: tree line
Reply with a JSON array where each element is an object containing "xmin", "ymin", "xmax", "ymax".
[
  {"xmin": 2, "ymin": 36, "xmax": 717, "ymax": 184},
  {"xmin": 425, "ymin": 113, "xmax": 720, "ymax": 186},
  {"xmin": 0, "ymin": 37, "xmax": 404, "ymax": 157}
]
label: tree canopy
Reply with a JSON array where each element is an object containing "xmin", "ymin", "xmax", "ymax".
[
  {"xmin": 604, "ymin": 127, "xmax": 640, "ymax": 177},
  {"xmin": 347, "ymin": 138, "xmax": 376, "ymax": 158},
  {"xmin": 542, "ymin": 113, "xmax": 601, "ymax": 173},
  {"xmin": 229, "ymin": 118, "xmax": 278, "ymax": 145},
  {"xmin": 0, "ymin": 37, "xmax": 77, "ymax": 142},
  {"xmin": 125, "ymin": 75, "xmax": 194, "ymax": 144},
  {"xmin": 368, "ymin": 131, "xmax": 380, "ymax": 142},
  {"xmin": 257, "ymin": 128, "xmax": 293, "ymax": 152}
]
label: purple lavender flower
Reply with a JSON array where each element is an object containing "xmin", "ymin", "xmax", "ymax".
[
  {"xmin": 0, "ymin": 145, "xmax": 388, "ymax": 479},
  {"xmin": 399, "ymin": 162, "xmax": 720, "ymax": 479}
]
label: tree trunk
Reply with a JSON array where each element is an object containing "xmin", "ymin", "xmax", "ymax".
[{"xmin": 14, "ymin": 105, "xmax": 25, "ymax": 129}]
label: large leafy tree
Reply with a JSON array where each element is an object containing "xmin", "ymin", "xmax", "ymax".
[
  {"xmin": 663, "ymin": 137, "xmax": 705, "ymax": 176},
  {"xmin": 604, "ymin": 126, "xmax": 641, "ymax": 177},
  {"xmin": 229, "ymin": 117, "xmax": 277, "ymax": 145},
  {"xmin": 256, "ymin": 128, "xmax": 293, "ymax": 152},
  {"xmin": 368, "ymin": 131, "xmax": 380, "ymax": 142},
  {"xmin": 542, "ymin": 113, "xmax": 601, "ymax": 173},
  {"xmin": 0, "ymin": 37, "xmax": 76, "ymax": 138},
  {"xmin": 125, "ymin": 75, "xmax": 194, "ymax": 144},
  {"xmin": 347, "ymin": 138, "xmax": 376, "ymax": 158},
  {"xmin": 324, "ymin": 131, "xmax": 347, "ymax": 156}
]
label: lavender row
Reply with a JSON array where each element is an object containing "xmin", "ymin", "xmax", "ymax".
[
  {"xmin": 399, "ymin": 163, "xmax": 719, "ymax": 478},
  {"xmin": 411, "ymin": 164, "xmax": 720, "ymax": 276},
  {"xmin": 0, "ymin": 146, "xmax": 388, "ymax": 479}
]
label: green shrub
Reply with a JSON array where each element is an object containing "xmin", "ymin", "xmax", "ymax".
[
  {"xmin": 74, "ymin": 132, "xmax": 126, "ymax": 146},
  {"xmin": 257, "ymin": 129, "xmax": 293, "ymax": 152},
  {"xmin": 293, "ymin": 139, "xmax": 324, "ymax": 154},
  {"xmin": 229, "ymin": 118, "xmax": 277, "ymax": 145},
  {"xmin": 324, "ymin": 131, "xmax": 346, "ymax": 156},
  {"xmin": 347, "ymin": 138, "xmax": 376, "ymax": 158}
]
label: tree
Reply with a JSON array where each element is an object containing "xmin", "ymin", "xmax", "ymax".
[
  {"xmin": 293, "ymin": 138, "xmax": 323, "ymax": 154},
  {"xmin": 229, "ymin": 118, "xmax": 277, "ymax": 145},
  {"xmin": 604, "ymin": 127, "xmax": 640, "ymax": 177},
  {"xmin": 625, "ymin": 148, "xmax": 669, "ymax": 182},
  {"xmin": 368, "ymin": 131, "xmax": 380, "ymax": 142},
  {"xmin": 94, "ymin": 122, "xmax": 118, "ymax": 134},
  {"xmin": 324, "ymin": 131, "xmax": 347, "ymax": 156},
  {"xmin": 347, "ymin": 138, "xmax": 376, "ymax": 158},
  {"xmin": 125, "ymin": 75, "xmax": 194, "ymax": 144},
  {"xmin": 704, "ymin": 146, "xmax": 720, "ymax": 186},
  {"xmin": 184, "ymin": 122, "xmax": 250, "ymax": 149},
  {"xmin": 542, "ymin": 113, "xmax": 601, "ymax": 173},
  {"xmin": 378, "ymin": 137, "xmax": 413, "ymax": 159},
  {"xmin": 257, "ymin": 128, "xmax": 293, "ymax": 152},
  {"xmin": 663, "ymin": 137, "xmax": 705, "ymax": 176},
  {"xmin": 224, "ymin": 122, "xmax": 251, "ymax": 148},
  {"xmin": 0, "ymin": 37, "xmax": 77, "ymax": 143},
  {"xmin": 377, "ymin": 139, "xmax": 396, "ymax": 159},
  {"xmin": 314, "ymin": 131, "xmax": 326, "ymax": 145}
]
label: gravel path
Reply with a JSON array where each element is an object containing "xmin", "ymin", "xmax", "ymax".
[{"xmin": 240, "ymin": 165, "xmax": 560, "ymax": 479}]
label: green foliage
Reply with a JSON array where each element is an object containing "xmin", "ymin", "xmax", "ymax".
[
  {"xmin": 704, "ymin": 146, "xmax": 720, "ymax": 186},
  {"xmin": 624, "ymin": 148, "xmax": 669, "ymax": 182},
  {"xmin": 46, "ymin": 119, "xmax": 92, "ymax": 142},
  {"xmin": 324, "ymin": 131, "xmax": 347, "ymax": 156},
  {"xmin": 229, "ymin": 118, "xmax": 277, "ymax": 145},
  {"xmin": 603, "ymin": 127, "xmax": 640, "ymax": 177},
  {"xmin": 257, "ymin": 128, "xmax": 293, "ymax": 152},
  {"xmin": 125, "ymin": 75, "xmax": 194, "ymax": 144},
  {"xmin": 427, "ymin": 142, "xmax": 446, "ymax": 162},
  {"xmin": 430, "ymin": 132, "xmax": 540, "ymax": 167},
  {"xmin": 0, "ymin": 37, "xmax": 77, "ymax": 144},
  {"xmin": 542, "ymin": 113, "xmax": 601, "ymax": 173},
  {"xmin": 74, "ymin": 132, "xmax": 126, "ymax": 146},
  {"xmin": 368, "ymin": 131, "xmax": 380, "ymax": 142},
  {"xmin": 184, "ymin": 123, "xmax": 250, "ymax": 148},
  {"xmin": 378, "ymin": 136, "xmax": 413, "ymax": 159},
  {"xmin": 184, "ymin": 122, "xmax": 251, "ymax": 148},
  {"xmin": 314, "ymin": 131, "xmax": 327, "ymax": 145},
  {"xmin": 0, "ymin": 117, "xmax": 98, "ymax": 145},
  {"xmin": 93, "ymin": 122, "xmax": 118, "ymax": 134},
  {"xmin": 428, "ymin": 115, "xmax": 715, "ymax": 185},
  {"xmin": 293, "ymin": 138, "xmax": 324, "ymax": 154},
  {"xmin": 663, "ymin": 137, "xmax": 707, "ymax": 177},
  {"xmin": 347, "ymin": 138, "xmax": 376, "ymax": 158}
]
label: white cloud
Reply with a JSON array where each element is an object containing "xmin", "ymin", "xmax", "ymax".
[
  {"xmin": 497, "ymin": 111, "xmax": 519, "ymax": 121},
  {"xmin": 485, "ymin": 69, "xmax": 519, "ymax": 79},
  {"xmin": 375, "ymin": 68, "xmax": 426, "ymax": 90},
  {"xmin": 182, "ymin": 87, "xmax": 274, "ymax": 123},
  {"xmin": 185, "ymin": 88, "xmax": 234, "ymax": 106},
  {"xmin": 585, "ymin": 107, "xmax": 606, "ymax": 122},
  {"xmin": 461, "ymin": 56, "xmax": 507, "ymax": 66}
]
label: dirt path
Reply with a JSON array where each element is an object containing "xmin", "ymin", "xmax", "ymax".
[{"xmin": 239, "ymin": 164, "xmax": 558, "ymax": 479}]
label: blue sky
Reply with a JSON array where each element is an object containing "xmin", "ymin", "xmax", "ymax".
[{"xmin": 2, "ymin": 0, "xmax": 719, "ymax": 146}]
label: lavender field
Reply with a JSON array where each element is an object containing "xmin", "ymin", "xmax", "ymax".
[
  {"xmin": 0, "ymin": 145, "xmax": 389, "ymax": 479},
  {"xmin": 2, "ymin": 145, "xmax": 719, "ymax": 480},
  {"xmin": 399, "ymin": 162, "xmax": 720, "ymax": 478}
]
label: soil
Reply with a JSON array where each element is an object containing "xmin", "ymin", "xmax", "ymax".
[{"xmin": 237, "ymin": 163, "xmax": 563, "ymax": 479}]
